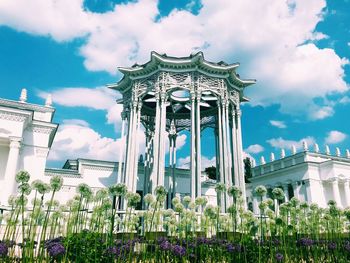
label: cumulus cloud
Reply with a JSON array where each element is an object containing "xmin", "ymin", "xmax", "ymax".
[
  {"xmin": 245, "ymin": 144, "xmax": 264, "ymax": 154},
  {"xmin": 38, "ymin": 87, "xmax": 124, "ymax": 131},
  {"xmin": 269, "ymin": 120, "xmax": 287, "ymax": 129},
  {"xmin": 267, "ymin": 136, "xmax": 315, "ymax": 150},
  {"xmin": 325, "ymin": 130, "xmax": 347, "ymax": 144},
  {"xmin": 1, "ymin": 0, "xmax": 348, "ymax": 118},
  {"xmin": 177, "ymin": 155, "xmax": 216, "ymax": 170},
  {"xmin": 48, "ymin": 119, "xmax": 135, "ymax": 161},
  {"xmin": 49, "ymin": 119, "xmax": 188, "ymax": 162}
]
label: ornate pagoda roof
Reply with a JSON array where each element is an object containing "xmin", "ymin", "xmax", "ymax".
[{"xmin": 107, "ymin": 51, "xmax": 256, "ymax": 93}]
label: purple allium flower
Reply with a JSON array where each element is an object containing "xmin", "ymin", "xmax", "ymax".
[
  {"xmin": 160, "ymin": 241, "xmax": 171, "ymax": 251},
  {"xmin": 226, "ymin": 244, "xmax": 235, "ymax": 252},
  {"xmin": 0, "ymin": 243, "xmax": 9, "ymax": 257},
  {"xmin": 273, "ymin": 239, "xmax": 281, "ymax": 246},
  {"xmin": 328, "ymin": 242, "xmax": 337, "ymax": 250},
  {"xmin": 275, "ymin": 252, "xmax": 283, "ymax": 262},
  {"xmin": 47, "ymin": 243, "xmax": 65, "ymax": 258},
  {"xmin": 171, "ymin": 245, "xmax": 186, "ymax": 257},
  {"xmin": 298, "ymin": 238, "xmax": 314, "ymax": 247},
  {"xmin": 344, "ymin": 241, "xmax": 350, "ymax": 252}
]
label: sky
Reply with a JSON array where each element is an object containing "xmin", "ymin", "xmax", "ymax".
[{"xmin": 0, "ymin": 0, "xmax": 349, "ymax": 169}]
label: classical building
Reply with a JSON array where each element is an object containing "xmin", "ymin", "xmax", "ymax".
[
  {"xmin": 0, "ymin": 90, "xmax": 57, "ymax": 204},
  {"xmin": 250, "ymin": 143, "xmax": 350, "ymax": 212},
  {"xmin": 107, "ymin": 52, "xmax": 255, "ymax": 210}
]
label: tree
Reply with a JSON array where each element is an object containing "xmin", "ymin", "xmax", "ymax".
[
  {"xmin": 204, "ymin": 166, "xmax": 217, "ymax": 180},
  {"xmin": 244, "ymin": 157, "xmax": 252, "ymax": 183}
]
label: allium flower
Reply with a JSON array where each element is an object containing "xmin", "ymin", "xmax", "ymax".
[
  {"xmin": 15, "ymin": 171, "xmax": 30, "ymax": 183},
  {"xmin": 0, "ymin": 243, "xmax": 9, "ymax": 257},
  {"xmin": 108, "ymin": 183, "xmax": 128, "ymax": 196},
  {"xmin": 172, "ymin": 197, "xmax": 181, "ymax": 206},
  {"xmin": 275, "ymin": 252, "xmax": 283, "ymax": 262},
  {"xmin": 344, "ymin": 241, "xmax": 350, "ymax": 252},
  {"xmin": 183, "ymin": 196, "xmax": 192, "ymax": 205},
  {"xmin": 328, "ymin": 242, "xmax": 337, "ymax": 250},
  {"xmin": 154, "ymin": 185, "xmax": 167, "ymax": 197},
  {"xmin": 289, "ymin": 197, "xmax": 300, "ymax": 207},
  {"xmin": 204, "ymin": 205, "xmax": 217, "ymax": 219},
  {"xmin": 47, "ymin": 243, "xmax": 65, "ymax": 258},
  {"xmin": 18, "ymin": 183, "xmax": 32, "ymax": 195},
  {"xmin": 50, "ymin": 175, "xmax": 63, "ymax": 191},
  {"xmin": 298, "ymin": 238, "xmax": 314, "ymax": 247},
  {"xmin": 144, "ymin": 193, "xmax": 155, "ymax": 204},
  {"xmin": 328, "ymin": 200, "xmax": 336, "ymax": 207},
  {"xmin": 171, "ymin": 245, "xmax": 186, "ymax": 257},
  {"xmin": 126, "ymin": 192, "xmax": 141, "ymax": 208},
  {"xmin": 195, "ymin": 196, "xmax": 208, "ymax": 206},
  {"xmin": 95, "ymin": 188, "xmax": 109, "ymax": 200},
  {"xmin": 215, "ymin": 183, "xmax": 226, "ymax": 193},
  {"xmin": 159, "ymin": 240, "xmax": 171, "ymax": 251},
  {"xmin": 272, "ymin": 188, "xmax": 285, "ymax": 200},
  {"xmin": 254, "ymin": 185, "xmax": 267, "ymax": 197},
  {"xmin": 227, "ymin": 186, "xmax": 242, "ymax": 198},
  {"xmin": 174, "ymin": 203, "xmax": 184, "ymax": 213},
  {"xmin": 77, "ymin": 183, "xmax": 93, "ymax": 199}
]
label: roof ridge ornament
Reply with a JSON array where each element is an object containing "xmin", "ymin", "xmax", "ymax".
[
  {"xmin": 314, "ymin": 143, "xmax": 319, "ymax": 153},
  {"xmin": 20, "ymin": 88, "xmax": 27, "ymax": 103},
  {"xmin": 45, "ymin": 94, "xmax": 53, "ymax": 107},
  {"xmin": 280, "ymin": 148, "xmax": 286, "ymax": 158},
  {"xmin": 325, "ymin": 145, "xmax": 330, "ymax": 155},
  {"xmin": 302, "ymin": 141, "xmax": 308, "ymax": 152},
  {"xmin": 346, "ymin": 149, "xmax": 350, "ymax": 158},
  {"xmin": 260, "ymin": 156, "xmax": 266, "ymax": 165},
  {"xmin": 291, "ymin": 145, "xmax": 296, "ymax": 155},
  {"xmin": 270, "ymin": 152, "xmax": 275, "ymax": 162},
  {"xmin": 336, "ymin": 147, "xmax": 341, "ymax": 157}
]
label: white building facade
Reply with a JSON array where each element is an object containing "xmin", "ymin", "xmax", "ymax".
[
  {"xmin": 250, "ymin": 144, "xmax": 350, "ymax": 213},
  {"xmin": 0, "ymin": 90, "xmax": 57, "ymax": 205}
]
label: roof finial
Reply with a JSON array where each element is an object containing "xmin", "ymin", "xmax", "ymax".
[
  {"xmin": 270, "ymin": 152, "xmax": 275, "ymax": 162},
  {"xmin": 314, "ymin": 143, "xmax": 319, "ymax": 153},
  {"xmin": 20, "ymin": 88, "xmax": 27, "ymax": 102},
  {"xmin": 291, "ymin": 145, "xmax": 296, "ymax": 155},
  {"xmin": 45, "ymin": 94, "xmax": 52, "ymax": 107},
  {"xmin": 346, "ymin": 149, "xmax": 350, "ymax": 158},
  {"xmin": 251, "ymin": 158, "xmax": 256, "ymax": 168},
  {"xmin": 280, "ymin": 148, "xmax": 286, "ymax": 158},
  {"xmin": 336, "ymin": 147, "xmax": 341, "ymax": 157},
  {"xmin": 302, "ymin": 141, "xmax": 308, "ymax": 151},
  {"xmin": 325, "ymin": 145, "xmax": 330, "ymax": 155},
  {"xmin": 260, "ymin": 156, "xmax": 266, "ymax": 165}
]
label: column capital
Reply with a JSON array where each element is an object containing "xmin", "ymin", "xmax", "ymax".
[
  {"xmin": 160, "ymin": 90, "xmax": 167, "ymax": 102},
  {"xmin": 236, "ymin": 109, "xmax": 242, "ymax": 117},
  {"xmin": 9, "ymin": 137, "xmax": 22, "ymax": 149}
]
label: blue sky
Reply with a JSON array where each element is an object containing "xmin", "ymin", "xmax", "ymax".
[{"xmin": 0, "ymin": 0, "xmax": 349, "ymax": 169}]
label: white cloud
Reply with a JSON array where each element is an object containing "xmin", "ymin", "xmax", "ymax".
[
  {"xmin": 267, "ymin": 136, "xmax": 315, "ymax": 150},
  {"xmin": 339, "ymin": 96, "xmax": 350, "ymax": 104},
  {"xmin": 2, "ymin": 0, "xmax": 348, "ymax": 118},
  {"xmin": 270, "ymin": 120, "xmax": 287, "ymax": 129},
  {"xmin": 48, "ymin": 120, "xmax": 136, "ymax": 162},
  {"xmin": 308, "ymin": 105, "xmax": 334, "ymax": 120},
  {"xmin": 245, "ymin": 144, "xmax": 264, "ymax": 154},
  {"xmin": 325, "ymin": 130, "xmax": 347, "ymax": 144},
  {"xmin": 38, "ymin": 87, "xmax": 118, "ymax": 110},
  {"xmin": 177, "ymin": 155, "xmax": 216, "ymax": 170}
]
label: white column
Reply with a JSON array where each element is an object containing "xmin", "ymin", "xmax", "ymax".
[
  {"xmin": 117, "ymin": 112, "xmax": 126, "ymax": 184},
  {"xmin": 221, "ymin": 100, "xmax": 230, "ymax": 208},
  {"xmin": 217, "ymin": 100, "xmax": 225, "ymax": 212},
  {"xmin": 172, "ymin": 135, "xmax": 177, "ymax": 199},
  {"xmin": 131, "ymin": 102, "xmax": 142, "ymax": 192},
  {"xmin": 252, "ymin": 195, "xmax": 259, "ymax": 215},
  {"xmin": 195, "ymin": 92, "xmax": 202, "ymax": 199},
  {"xmin": 3, "ymin": 137, "xmax": 22, "ymax": 203},
  {"xmin": 150, "ymin": 93, "xmax": 161, "ymax": 193},
  {"xmin": 225, "ymin": 102, "xmax": 232, "ymax": 186},
  {"xmin": 292, "ymin": 181, "xmax": 299, "ymax": 200},
  {"xmin": 331, "ymin": 178, "xmax": 341, "ymax": 206},
  {"xmin": 282, "ymin": 184, "xmax": 289, "ymax": 202},
  {"xmin": 231, "ymin": 110, "xmax": 239, "ymax": 187},
  {"xmin": 128, "ymin": 101, "xmax": 139, "ymax": 191},
  {"xmin": 235, "ymin": 106, "xmax": 246, "ymax": 208},
  {"xmin": 190, "ymin": 92, "xmax": 196, "ymax": 200},
  {"xmin": 157, "ymin": 92, "xmax": 167, "ymax": 187},
  {"xmin": 344, "ymin": 180, "xmax": 350, "ymax": 207}
]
